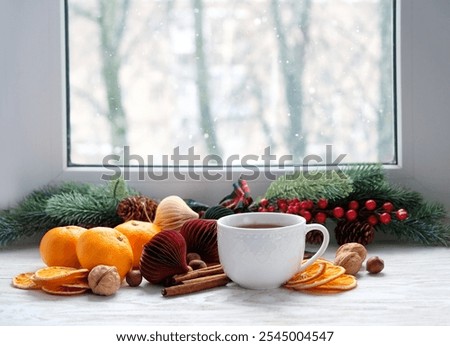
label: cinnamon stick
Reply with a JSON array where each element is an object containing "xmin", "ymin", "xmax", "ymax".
[
  {"xmin": 162, "ymin": 274, "xmax": 230, "ymax": 297},
  {"xmin": 197, "ymin": 263, "xmax": 222, "ymax": 271},
  {"xmin": 181, "ymin": 273, "xmax": 227, "ymax": 285},
  {"xmin": 171, "ymin": 265, "xmax": 224, "ymax": 285}
]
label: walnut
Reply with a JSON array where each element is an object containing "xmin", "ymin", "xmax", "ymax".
[
  {"xmin": 334, "ymin": 252, "xmax": 363, "ymax": 275},
  {"xmin": 366, "ymin": 256, "xmax": 384, "ymax": 274},
  {"xmin": 88, "ymin": 265, "xmax": 121, "ymax": 296},
  {"xmin": 336, "ymin": 242, "xmax": 368, "ymax": 261}
]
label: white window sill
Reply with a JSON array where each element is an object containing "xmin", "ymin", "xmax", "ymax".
[{"xmin": 1, "ymin": 242, "xmax": 449, "ymax": 326}]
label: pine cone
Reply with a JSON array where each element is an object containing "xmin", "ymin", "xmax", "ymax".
[
  {"xmin": 306, "ymin": 229, "xmax": 324, "ymax": 245},
  {"xmin": 334, "ymin": 220, "xmax": 375, "ymax": 246},
  {"xmin": 117, "ymin": 196, "xmax": 158, "ymax": 222}
]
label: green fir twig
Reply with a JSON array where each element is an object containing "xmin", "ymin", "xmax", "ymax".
[
  {"xmin": 261, "ymin": 163, "xmax": 450, "ymax": 246},
  {"xmin": 378, "ymin": 201, "xmax": 450, "ymax": 246},
  {"xmin": 264, "ymin": 170, "xmax": 353, "ymax": 202},
  {"xmin": 45, "ymin": 192, "xmax": 122, "ymax": 228},
  {"xmin": 0, "ymin": 178, "xmax": 137, "ymax": 246}
]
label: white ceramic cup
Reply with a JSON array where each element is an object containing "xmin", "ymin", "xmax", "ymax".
[{"xmin": 217, "ymin": 212, "xmax": 329, "ymax": 289}]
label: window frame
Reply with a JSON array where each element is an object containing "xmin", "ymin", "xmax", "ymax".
[
  {"xmin": 1, "ymin": 0, "xmax": 449, "ymax": 212},
  {"xmin": 65, "ymin": 0, "xmax": 399, "ymax": 169}
]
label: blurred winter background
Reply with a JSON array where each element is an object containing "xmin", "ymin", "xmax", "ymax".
[{"xmin": 67, "ymin": 0, "xmax": 396, "ymax": 167}]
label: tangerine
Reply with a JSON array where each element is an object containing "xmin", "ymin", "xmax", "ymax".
[
  {"xmin": 39, "ymin": 226, "xmax": 86, "ymax": 268},
  {"xmin": 76, "ymin": 227, "xmax": 133, "ymax": 279},
  {"xmin": 114, "ymin": 220, "xmax": 161, "ymax": 269}
]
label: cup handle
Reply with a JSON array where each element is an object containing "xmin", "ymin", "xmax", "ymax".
[{"xmin": 298, "ymin": 223, "xmax": 330, "ymax": 272}]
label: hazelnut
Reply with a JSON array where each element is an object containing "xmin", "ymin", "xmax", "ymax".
[
  {"xmin": 188, "ymin": 259, "xmax": 207, "ymax": 270},
  {"xmin": 336, "ymin": 242, "xmax": 368, "ymax": 261},
  {"xmin": 88, "ymin": 265, "xmax": 121, "ymax": 296},
  {"xmin": 366, "ymin": 256, "xmax": 384, "ymax": 274},
  {"xmin": 126, "ymin": 270, "xmax": 143, "ymax": 287},
  {"xmin": 186, "ymin": 252, "xmax": 202, "ymax": 263},
  {"xmin": 334, "ymin": 252, "xmax": 363, "ymax": 275}
]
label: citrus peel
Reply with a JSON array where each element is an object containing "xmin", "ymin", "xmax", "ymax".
[
  {"xmin": 41, "ymin": 285, "xmax": 88, "ymax": 296},
  {"xmin": 284, "ymin": 261, "xmax": 327, "ymax": 287},
  {"xmin": 12, "ymin": 272, "xmax": 40, "ymax": 290},
  {"xmin": 304, "ymin": 274, "xmax": 357, "ymax": 293},
  {"xmin": 285, "ymin": 260, "xmax": 357, "ymax": 294},
  {"xmin": 32, "ymin": 266, "xmax": 89, "ymax": 285},
  {"xmin": 13, "ymin": 266, "xmax": 91, "ymax": 296}
]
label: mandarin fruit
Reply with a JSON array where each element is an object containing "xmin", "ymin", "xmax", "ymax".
[
  {"xmin": 114, "ymin": 220, "xmax": 161, "ymax": 269},
  {"xmin": 76, "ymin": 227, "xmax": 133, "ymax": 279},
  {"xmin": 39, "ymin": 226, "xmax": 86, "ymax": 268}
]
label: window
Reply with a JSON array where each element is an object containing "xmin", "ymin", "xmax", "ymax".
[
  {"xmin": 1, "ymin": 0, "xmax": 449, "ymax": 211},
  {"xmin": 66, "ymin": 0, "xmax": 397, "ymax": 170}
]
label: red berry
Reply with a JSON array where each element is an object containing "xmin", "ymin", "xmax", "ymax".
[
  {"xmin": 365, "ymin": 199, "xmax": 377, "ymax": 211},
  {"xmin": 260, "ymin": 198, "xmax": 269, "ymax": 207},
  {"xmin": 278, "ymin": 202, "xmax": 288, "ymax": 213},
  {"xmin": 333, "ymin": 207, "xmax": 345, "ymax": 219},
  {"xmin": 396, "ymin": 209, "xmax": 409, "ymax": 221},
  {"xmin": 317, "ymin": 198, "xmax": 328, "ymax": 209},
  {"xmin": 382, "ymin": 202, "xmax": 394, "ymax": 212},
  {"xmin": 299, "ymin": 201, "xmax": 309, "ymax": 210},
  {"xmin": 348, "ymin": 200, "xmax": 359, "ymax": 210},
  {"xmin": 345, "ymin": 209, "xmax": 358, "ymax": 222},
  {"xmin": 277, "ymin": 199, "xmax": 287, "ymax": 208},
  {"xmin": 315, "ymin": 212, "xmax": 327, "ymax": 224},
  {"xmin": 290, "ymin": 198, "xmax": 300, "ymax": 206},
  {"xmin": 258, "ymin": 207, "xmax": 267, "ymax": 212},
  {"xmin": 301, "ymin": 210, "xmax": 312, "ymax": 222},
  {"xmin": 267, "ymin": 205, "xmax": 275, "ymax": 212},
  {"xmin": 367, "ymin": 214, "xmax": 379, "ymax": 226},
  {"xmin": 300, "ymin": 200, "xmax": 314, "ymax": 210},
  {"xmin": 287, "ymin": 205, "xmax": 299, "ymax": 214},
  {"xmin": 379, "ymin": 212, "xmax": 392, "ymax": 224}
]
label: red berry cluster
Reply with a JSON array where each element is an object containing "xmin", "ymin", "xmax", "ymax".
[
  {"xmin": 257, "ymin": 197, "xmax": 330, "ymax": 223},
  {"xmin": 355, "ymin": 199, "xmax": 408, "ymax": 226},
  {"xmin": 257, "ymin": 197, "xmax": 408, "ymax": 226}
]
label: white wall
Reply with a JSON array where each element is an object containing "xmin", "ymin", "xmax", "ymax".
[
  {"xmin": 0, "ymin": 1, "xmax": 64, "ymax": 209},
  {"xmin": 0, "ymin": 0, "xmax": 449, "ymax": 212},
  {"xmin": 395, "ymin": 0, "xmax": 450, "ymax": 211}
]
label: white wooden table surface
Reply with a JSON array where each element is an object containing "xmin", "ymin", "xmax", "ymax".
[{"xmin": 1, "ymin": 242, "xmax": 449, "ymax": 326}]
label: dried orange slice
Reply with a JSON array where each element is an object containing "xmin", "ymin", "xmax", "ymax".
[
  {"xmin": 61, "ymin": 278, "xmax": 90, "ymax": 289},
  {"xmin": 285, "ymin": 261, "xmax": 327, "ymax": 287},
  {"xmin": 288, "ymin": 263, "xmax": 346, "ymax": 290},
  {"xmin": 305, "ymin": 274, "xmax": 357, "ymax": 293},
  {"xmin": 32, "ymin": 266, "xmax": 88, "ymax": 285},
  {"xmin": 41, "ymin": 285, "xmax": 88, "ymax": 296},
  {"xmin": 302, "ymin": 288, "xmax": 349, "ymax": 294},
  {"xmin": 12, "ymin": 272, "xmax": 41, "ymax": 290}
]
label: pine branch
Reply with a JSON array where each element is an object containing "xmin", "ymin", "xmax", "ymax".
[
  {"xmin": 378, "ymin": 218, "xmax": 450, "ymax": 246},
  {"xmin": 0, "ymin": 188, "xmax": 63, "ymax": 246},
  {"xmin": 376, "ymin": 199, "xmax": 450, "ymax": 245},
  {"xmin": 265, "ymin": 170, "xmax": 353, "ymax": 202},
  {"xmin": 0, "ymin": 212, "xmax": 23, "ymax": 246},
  {"xmin": 0, "ymin": 178, "xmax": 136, "ymax": 246},
  {"xmin": 343, "ymin": 163, "xmax": 385, "ymax": 197},
  {"xmin": 45, "ymin": 192, "xmax": 122, "ymax": 228},
  {"xmin": 260, "ymin": 163, "xmax": 450, "ymax": 246},
  {"xmin": 343, "ymin": 181, "xmax": 424, "ymax": 210},
  {"xmin": 6, "ymin": 184, "xmax": 77, "ymax": 239}
]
